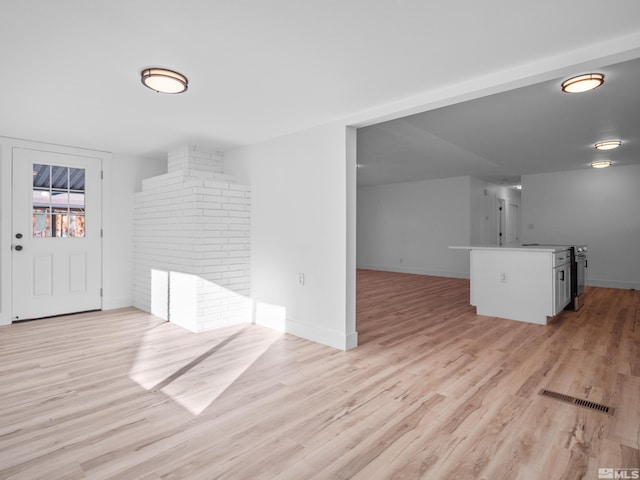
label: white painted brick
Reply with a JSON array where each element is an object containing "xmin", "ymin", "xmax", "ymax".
[
  {"xmin": 203, "ymin": 180, "xmax": 230, "ymax": 190},
  {"xmin": 221, "ymin": 257, "xmax": 249, "ymax": 265},
  {"xmin": 221, "ymin": 270, "xmax": 247, "ymax": 279},
  {"xmin": 222, "ymin": 203, "xmax": 246, "ymax": 211},
  {"xmin": 222, "ymin": 230, "xmax": 249, "ymax": 238},
  {"xmin": 228, "ymin": 196, "xmax": 251, "ymax": 205},
  {"xmin": 202, "ymin": 211, "xmax": 229, "ymax": 219},
  {"xmin": 227, "ymin": 263, "xmax": 249, "ymax": 271},
  {"xmin": 229, "ymin": 223, "xmax": 250, "ymax": 231},
  {"xmin": 200, "ymin": 222, "xmax": 230, "ymax": 230},
  {"xmin": 212, "ymin": 173, "xmax": 235, "ymax": 181},
  {"xmin": 227, "ymin": 237, "xmax": 250, "ymax": 244},
  {"xmin": 222, "ymin": 217, "xmax": 249, "ymax": 225},
  {"xmin": 222, "ymin": 244, "xmax": 249, "ymax": 251},
  {"xmin": 201, "ymin": 230, "xmax": 223, "ymax": 238},
  {"xmin": 222, "ymin": 189, "xmax": 247, "ymax": 198},
  {"xmin": 134, "ymin": 146, "xmax": 251, "ymax": 332},
  {"xmin": 194, "ymin": 190, "xmax": 222, "ymax": 198},
  {"xmin": 228, "ymin": 210, "xmax": 250, "ymax": 218}
]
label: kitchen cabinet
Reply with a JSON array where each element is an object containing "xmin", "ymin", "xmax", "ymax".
[
  {"xmin": 450, "ymin": 245, "xmax": 573, "ymax": 325},
  {"xmin": 552, "ymin": 250, "xmax": 571, "ymax": 315}
]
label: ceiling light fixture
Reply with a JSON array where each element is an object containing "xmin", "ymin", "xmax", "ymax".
[
  {"xmin": 594, "ymin": 140, "xmax": 621, "ymax": 150},
  {"xmin": 141, "ymin": 68, "xmax": 188, "ymax": 94},
  {"xmin": 561, "ymin": 73, "xmax": 604, "ymax": 93},
  {"xmin": 590, "ymin": 160, "xmax": 612, "ymax": 169}
]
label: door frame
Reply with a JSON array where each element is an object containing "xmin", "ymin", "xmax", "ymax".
[
  {"xmin": 0, "ymin": 137, "xmax": 111, "ymax": 326},
  {"xmin": 506, "ymin": 201, "xmax": 521, "ymax": 245},
  {"xmin": 496, "ymin": 198, "xmax": 506, "ymax": 246}
]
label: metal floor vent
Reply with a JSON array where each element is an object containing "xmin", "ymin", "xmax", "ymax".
[{"xmin": 538, "ymin": 389, "xmax": 614, "ymax": 416}]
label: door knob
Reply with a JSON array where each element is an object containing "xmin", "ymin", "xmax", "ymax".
[{"xmin": 14, "ymin": 245, "xmax": 23, "ymax": 251}]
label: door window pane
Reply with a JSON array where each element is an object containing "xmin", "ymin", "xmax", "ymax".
[
  {"xmin": 69, "ymin": 215, "xmax": 85, "ymax": 237},
  {"xmin": 32, "ymin": 210, "xmax": 52, "ymax": 237},
  {"xmin": 51, "ymin": 165, "xmax": 69, "ymax": 189},
  {"xmin": 69, "ymin": 168, "xmax": 85, "ymax": 191},
  {"xmin": 32, "ymin": 164, "xmax": 86, "ymax": 238}
]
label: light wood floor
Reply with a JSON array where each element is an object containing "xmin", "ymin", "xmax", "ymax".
[{"xmin": 0, "ymin": 270, "xmax": 638, "ymax": 479}]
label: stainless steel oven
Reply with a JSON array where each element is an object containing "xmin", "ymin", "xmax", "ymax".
[{"xmin": 568, "ymin": 245, "xmax": 587, "ymax": 310}]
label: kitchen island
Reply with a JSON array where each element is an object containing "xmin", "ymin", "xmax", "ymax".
[{"xmin": 450, "ymin": 245, "xmax": 572, "ymax": 325}]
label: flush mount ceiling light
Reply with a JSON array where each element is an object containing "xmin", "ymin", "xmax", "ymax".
[
  {"xmin": 561, "ymin": 73, "xmax": 604, "ymax": 93},
  {"xmin": 590, "ymin": 160, "xmax": 612, "ymax": 168},
  {"xmin": 594, "ymin": 140, "xmax": 621, "ymax": 150},
  {"xmin": 141, "ymin": 68, "xmax": 188, "ymax": 94}
]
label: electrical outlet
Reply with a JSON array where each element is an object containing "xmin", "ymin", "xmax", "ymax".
[
  {"xmin": 500, "ymin": 272, "xmax": 509, "ymax": 283},
  {"xmin": 299, "ymin": 273, "xmax": 305, "ymax": 286}
]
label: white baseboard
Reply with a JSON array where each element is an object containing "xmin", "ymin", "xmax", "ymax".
[
  {"xmin": 587, "ymin": 279, "xmax": 640, "ymax": 290},
  {"xmin": 102, "ymin": 295, "xmax": 134, "ymax": 311},
  {"xmin": 285, "ymin": 318, "xmax": 357, "ymax": 351},
  {"xmin": 344, "ymin": 331, "xmax": 358, "ymax": 350},
  {"xmin": 356, "ymin": 263, "xmax": 470, "ymax": 279}
]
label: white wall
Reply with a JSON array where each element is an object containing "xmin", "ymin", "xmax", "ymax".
[
  {"xmin": 522, "ymin": 164, "xmax": 640, "ymax": 289},
  {"xmin": 103, "ymin": 153, "xmax": 167, "ymax": 309},
  {"xmin": 224, "ymin": 123, "xmax": 357, "ymax": 350},
  {"xmin": 0, "ymin": 136, "xmax": 166, "ymax": 324},
  {"xmin": 356, "ymin": 176, "xmax": 471, "ymax": 278}
]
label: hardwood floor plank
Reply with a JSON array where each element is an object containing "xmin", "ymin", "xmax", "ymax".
[{"xmin": 0, "ymin": 272, "xmax": 638, "ymax": 479}]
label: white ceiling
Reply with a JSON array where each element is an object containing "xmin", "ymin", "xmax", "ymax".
[
  {"xmin": 357, "ymin": 57, "xmax": 640, "ymax": 186},
  {"xmin": 1, "ymin": 1, "xmax": 640, "ymax": 167}
]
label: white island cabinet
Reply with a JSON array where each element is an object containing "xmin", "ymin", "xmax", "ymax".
[{"xmin": 450, "ymin": 245, "xmax": 572, "ymax": 325}]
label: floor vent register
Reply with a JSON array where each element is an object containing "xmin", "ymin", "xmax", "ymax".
[{"xmin": 538, "ymin": 389, "xmax": 614, "ymax": 416}]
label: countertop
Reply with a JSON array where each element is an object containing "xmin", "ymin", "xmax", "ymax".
[{"xmin": 449, "ymin": 244, "xmax": 571, "ymax": 253}]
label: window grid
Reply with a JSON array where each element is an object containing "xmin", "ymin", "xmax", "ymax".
[{"xmin": 32, "ymin": 164, "xmax": 85, "ymax": 238}]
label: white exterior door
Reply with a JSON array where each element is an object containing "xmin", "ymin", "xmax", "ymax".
[{"xmin": 11, "ymin": 148, "xmax": 102, "ymax": 321}]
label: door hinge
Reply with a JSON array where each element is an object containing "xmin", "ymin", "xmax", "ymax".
[
  {"xmin": 100, "ymin": 288, "xmax": 103, "ymax": 297},
  {"xmin": 101, "ymin": 170, "xmax": 104, "ymax": 180},
  {"xmin": 100, "ymin": 229, "xmax": 103, "ymax": 238}
]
